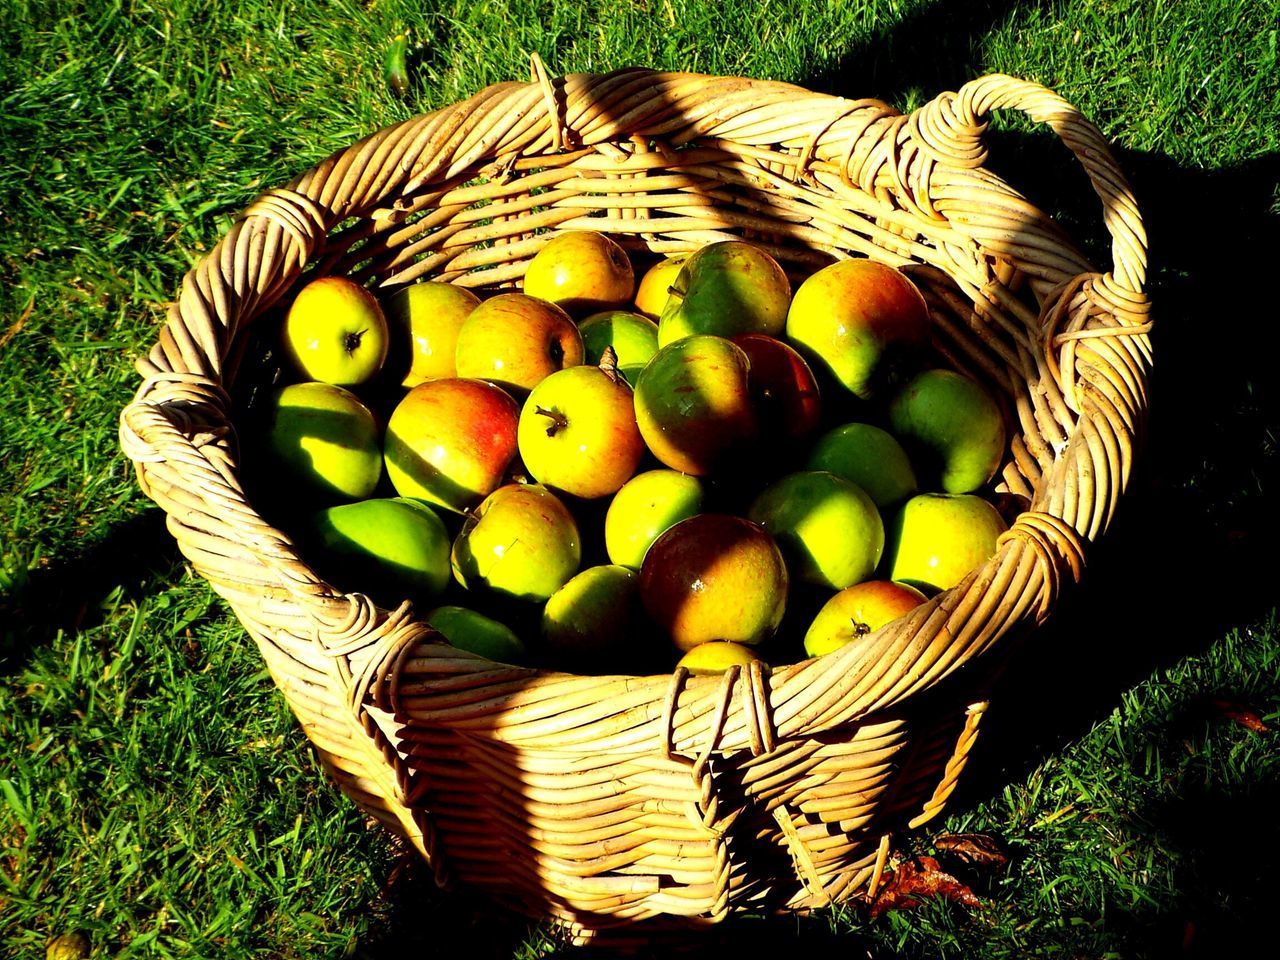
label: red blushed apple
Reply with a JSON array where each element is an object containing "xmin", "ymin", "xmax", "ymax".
[
  {"xmin": 384, "ymin": 378, "xmax": 519, "ymax": 513},
  {"xmin": 803, "ymin": 580, "xmax": 927, "ymax": 657},
  {"xmin": 517, "ymin": 365, "xmax": 645, "ymax": 499},
  {"xmin": 632, "ymin": 335, "xmax": 757, "ymax": 475},
  {"xmin": 454, "ymin": 293, "xmax": 584, "ymax": 395},
  {"xmin": 731, "ymin": 333, "xmax": 822, "ymax": 442},
  {"xmin": 640, "ymin": 514, "xmax": 788, "ymax": 651},
  {"xmin": 786, "ymin": 259, "xmax": 931, "ymax": 399}
]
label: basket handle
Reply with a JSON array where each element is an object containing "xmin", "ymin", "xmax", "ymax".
[{"xmin": 913, "ymin": 74, "xmax": 1148, "ymax": 297}]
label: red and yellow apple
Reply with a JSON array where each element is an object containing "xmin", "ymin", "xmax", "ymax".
[
  {"xmin": 640, "ymin": 514, "xmax": 788, "ymax": 651},
  {"xmin": 676, "ymin": 641, "xmax": 761, "ymax": 675},
  {"xmin": 803, "ymin": 580, "xmax": 927, "ymax": 657},
  {"xmin": 522, "ymin": 231, "xmax": 634, "ymax": 316},
  {"xmin": 382, "ymin": 281, "xmax": 481, "ymax": 387},
  {"xmin": 732, "ymin": 333, "xmax": 822, "ymax": 442},
  {"xmin": 454, "ymin": 293, "xmax": 584, "ymax": 395},
  {"xmin": 383, "ymin": 378, "xmax": 519, "ymax": 513},
  {"xmin": 633, "ymin": 254, "xmax": 688, "ymax": 319}
]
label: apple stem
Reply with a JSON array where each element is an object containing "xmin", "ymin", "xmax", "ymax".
[
  {"xmin": 535, "ymin": 405, "xmax": 568, "ymax": 437},
  {"xmin": 850, "ymin": 620, "xmax": 871, "ymax": 639},
  {"xmin": 598, "ymin": 345, "xmax": 622, "ymax": 385},
  {"xmin": 344, "ymin": 329, "xmax": 365, "ymax": 354}
]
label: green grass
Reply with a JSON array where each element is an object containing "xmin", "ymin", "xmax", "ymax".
[{"xmin": 2, "ymin": 0, "xmax": 1278, "ymax": 956}]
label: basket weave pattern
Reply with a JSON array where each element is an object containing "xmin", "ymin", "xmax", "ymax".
[{"xmin": 119, "ymin": 60, "xmax": 1150, "ymax": 940}]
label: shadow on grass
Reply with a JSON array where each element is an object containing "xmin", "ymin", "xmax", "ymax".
[{"xmin": 0, "ymin": 508, "xmax": 181, "ymax": 672}]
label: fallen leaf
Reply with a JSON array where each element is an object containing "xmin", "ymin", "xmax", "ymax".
[
  {"xmin": 934, "ymin": 833, "xmax": 1010, "ymax": 870},
  {"xmin": 869, "ymin": 855, "xmax": 981, "ymax": 918},
  {"xmin": 1208, "ymin": 698, "xmax": 1269, "ymax": 733}
]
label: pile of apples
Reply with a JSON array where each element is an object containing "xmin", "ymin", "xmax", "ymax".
[{"xmin": 250, "ymin": 232, "xmax": 1013, "ymax": 676}]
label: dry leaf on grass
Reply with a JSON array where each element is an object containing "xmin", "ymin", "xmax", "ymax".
[
  {"xmin": 934, "ymin": 832, "xmax": 1010, "ymax": 870},
  {"xmin": 1207, "ymin": 698, "xmax": 1270, "ymax": 733},
  {"xmin": 869, "ymin": 855, "xmax": 981, "ymax": 918}
]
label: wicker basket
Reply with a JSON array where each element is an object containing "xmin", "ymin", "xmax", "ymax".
[{"xmin": 119, "ymin": 57, "xmax": 1150, "ymax": 943}]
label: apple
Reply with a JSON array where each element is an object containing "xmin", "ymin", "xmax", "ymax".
[
  {"xmin": 658, "ymin": 241, "xmax": 791, "ymax": 346},
  {"xmin": 262, "ymin": 382, "xmax": 382, "ymax": 502},
  {"xmin": 640, "ymin": 514, "xmax": 788, "ymax": 651},
  {"xmin": 604, "ymin": 469, "xmax": 704, "ymax": 570},
  {"xmin": 451, "ymin": 483, "xmax": 581, "ymax": 602},
  {"xmin": 785, "ymin": 259, "xmax": 930, "ymax": 399},
  {"xmin": 889, "ymin": 369, "xmax": 1007, "ymax": 494},
  {"xmin": 578, "ymin": 310, "xmax": 659, "ymax": 386},
  {"xmin": 454, "ymin": 293, "xmax": 584, "ymax": 395},
  {"xmin": 383, "ymin": 378, "xmax": 519, "ymax": 513},
  {"xmin": 633, "ymin": 335, "xmax": 757, "ymax": 475},
  {"xmin": 426, "ymin": 605, "xmax": 527, "ymax": 664},
  {"xmin": 310, "ymin": 497, "xmax": 450, "ymax": 603},
  {"xmin": 633, "ymin": 255, "xmax": 688, "ymax": 319},
  {"xmin": 883, "ymin": 493, "xmax": 1008, "ymax": 593},
  {"xmin": 517, "ymin": 365, "xmax": 645, "ymax": 499},
  {"xmin": 748, "ymin": 471, "xmax": 883, "ymax": 590},
  {"xmin": 676, "ymin": 641, "xmax": 761, "ymax": 676},
  {"xmin": 806, "ymin": 422, "xmax": 918, "ymax": 509},
  {"xmin": 541, "ymin": 565, "xmax": 641, "ymax": 667},
  {"xmin": 731, "ymin": 333, "xmax": 822, "ymax": 442},
  {"xmin": 522, "ymin": 231, "xmax": 635, "ymax": 316},
  {"xmin": 282, "ymin": 275, "xmax": 389, "ymax": 386},
  {"xmin": 803, "ymin": 580, "xmax": 927, "ymax": 657},
  {"xmin": 382, "ymin": 281, "xmax": 481, "ymax": 387}
]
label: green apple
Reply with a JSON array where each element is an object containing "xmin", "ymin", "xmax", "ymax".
[
  {"xmin": 517, "ymin": 365, "xmax": 645, "ymax": 499},
  {"xmin": 578, "ymin": 310, "xmax": 659, "ymax": 386},
  {"xmin": 785, "ymin": 259, "xmax": 930, "ymax": 399},
  {"xmin": 451, "ymin": 484, "xmax": 581, "ymax": 602},
  {"xmin": 658, "ymin": 241, "xmax": 791, "ymax": 346},
  {"xmin": 889, "ymin": 369, "xmax": 1007, "ymax": 494},
  {"xmin": 633, "ymin": 335, "xmax": 757, "ymax": 475},
  {"xmin": 803, "ymin": 580, "xmax": 927, "ymax": 657},
  {"xmin": 633, "ymin": 255, "xmax": 688, "ymax": 319},
  {"xmin": 454, "ymin": 293, "xmax": 584, "ymax": 395},
  {"xmin": 262, "ymin": 382, "xmax": 382, "ymax": 502},
  {"xmin": 383, "ymin": 281, "xmax": 481, "ymax": 387},
  {"xmin": 806, "ymin": 422, "xmax": 918, "ymax": 509},
  {"xmin": 640, "ymin": 514, "xmax": 788, "ymax": 651},
  {"xmin": 883, "ymin": 493, "xmax": 1008, "ymax": 593},
  {"xmin": 541, "ymin": 565, "xmax": 641, "ymax": 667},
  {"xmin": 522, "ymin": 231, "xmax": 635, "ymax": 316},
  {"xmin": 384, "ymin": 378, "xmax": 520, "ymax": 513},
  {"xmin": 604, "ymin": 470, "xmax": 704, "ymax": 570},
  {"xmin": 282, "ymin": 275, "xmax": 389, "ymax": 386},
  {"xmin": 748, "ymin": 471, "xmax": 884, "ymax": 590},
  {"xmin": 426, "ymin": 605, "xmax": 526, "ymax": 664},
  {"xmin": 310, "ymin": 498, "xmax": 450, "ymax": 603},
  {"xmin": 676, "ymin": 641, "xmax": 761, "ymax": 676}
]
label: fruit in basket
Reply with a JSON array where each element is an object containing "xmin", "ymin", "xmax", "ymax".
[
  {"xmin": 883, "ymin": 493, "xmax": 1008, "ymax": 593},
  {"xmin": 803, "ymin": 580, "xmax": 927, "ymax": 657},
  {"xmin": 426, "ymin": 605, "xmax": 526, "ymax": 664},
  {"xmin": 889, "ymin": 369, "xmax": 1006, "ymax": 494},
  {"xmin": 640, "ymin": 514, "xmax": 788, "ymax": 651},
  {"xmin": 282, "ymin": 276, "xmax": 389, "ymax": 386},
  {"xmin": 451, "ymin": 483, "xmax": 581, "ymax": 602},
  {"xmin": 748, "ymin": 471, "xmax": 883, "ymax": 590},
  {"xmin": 517, "ymin": 364, "xmax": 645, "ymax": 499},
  {"xmin": 578, "ymin": 310, "xmax": 659, "ymax": 386},
  {"xmin": 263, "ymin": 382, "xmax": 382, "ymax": 502},
  {"xmin": 454, "ymin": 293, "xmax": 584, "ymax": 395},
  {"xmin": 785, "ymin": 259, "xmax": 930, "ymax": 399},
  {"xmin": 604, "ymin": 469, "xmax": 705, "ymax": 570},
  {"xmin": 541, "ymin": 565, "xmax": 642, "ymax": 665},
  {"xmin": 657, "ymin": 241, "xmax": 791, "ymax": 346},
  {"xmin": 522, "ymin": 231, "xmax": 635, "ymax": 315},
  {"xmin": 383, "ymin": 378, "xmax": 519, "ymax": 513},
  {"xmin": 633, "ymin": 255, "xmax": 688, "ymax": 319},
  {"xmin": 633, "ymin": 335, "xmax": 757, "ymax": 475},
  {"xmin": 310, "ymin": 498, "xmax": 451, "ymax": 603},
  {"xmin": 732, "ymin": 333, "xmax": 822, "ymax": 442},
  {"xmin": 677, "ymin": 641, "xmax": 760, "ymax": 675},
  {"xmin": 383, "ymin": 281, "xmax": 481, "ymax": 387},
  {"xmin": 806, "ymin": 422, "xmax": 918, "ymax": 509}
]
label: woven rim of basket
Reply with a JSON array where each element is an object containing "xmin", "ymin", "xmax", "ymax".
[{"xmin": 119, "ymin": 58, "xmax": 1150, "ymax": 784}]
